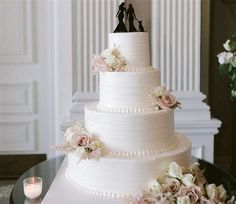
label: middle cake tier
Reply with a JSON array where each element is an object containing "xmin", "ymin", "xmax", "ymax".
[
  {"xmin": 98, "ymin": 69, "xmax": 160, "ymax": 112},
  {"xmin": 85, "ymin": 102, "xmax": 176, "ymax": 156}
]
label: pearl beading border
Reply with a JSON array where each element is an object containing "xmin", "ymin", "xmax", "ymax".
[
  {"xmin": 107, "ymin": 139, "xmax": 178, "ymax": 158},
  {"xmin": 66, "ymin": 172, "xmax": 128, "ymax": 199},
  {"xmin": 97, "ymin": 104, "xmax": 156, "ymax": 113}
]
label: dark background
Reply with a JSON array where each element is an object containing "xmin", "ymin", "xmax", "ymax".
[{"xmin": 209, "ymin": 0, "xmax": 236, "ymax": 176}]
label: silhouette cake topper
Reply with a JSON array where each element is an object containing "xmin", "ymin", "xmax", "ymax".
[
  {"xmin": 113, "ymin": 2, "xmax": 145, "ymax": 33},
  {"xmin": 114, "ymin": 2, "xmax": 127, "ymax": 32}
]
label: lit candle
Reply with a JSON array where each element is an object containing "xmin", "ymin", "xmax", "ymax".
[{"xmin": 23, "ymin": 177, "xmax": 42, "ymax": 200}]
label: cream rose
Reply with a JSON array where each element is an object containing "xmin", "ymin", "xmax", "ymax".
[
  {"xmin": 153, "ymin": 86, "xmax": 166, "ymax": 97},
  {"xmin": 167, "ymin": 162, "xmax": 183, "ymax": 179},
  {"xmin": 177, "ymin": 196, "xmax": 191, "ymax": 204},
  {"xmin": 206, "ymin": 184, "xmax": 219, "ymax": 201},
  {"xmin": 89, "ymin": 140, "xmax": 102, "ymax": 150},
  {"xmin": 64, "ymin": 122, "xmax": 83, "ymax": 142},
  {"xmin": 217, "ymin": 185, "xmax": 227, "ymax": 202},
  {"xmin": 148, "ymin": 179, "xmax": 163, "ymax": 194}
]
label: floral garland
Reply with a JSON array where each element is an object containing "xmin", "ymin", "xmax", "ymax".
[
  {"xmin": 126, "ymin": 162, "xmax": 235, "ymax": 204},
  {"xmin": 150, "ymin": 86, "xmax": 181, "ymax": 111},
  {"xmin": 92, "ymin": 47, "xmax": 127, "ymax": 72},
  {"xmin": 217, "ymin": 33, "xmax": 236, "ymax": 100},
  {"xmin": 55, "ymin": 122, "xmax": 107, "ymax": 161}
]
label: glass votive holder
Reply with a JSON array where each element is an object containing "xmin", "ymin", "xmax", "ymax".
[{"xmin": 23, "ymin": 177, "xmax": 42, "ymax": 200}]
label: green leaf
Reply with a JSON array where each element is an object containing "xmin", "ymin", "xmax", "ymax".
[
  {"xmin": 218, "ymin": 64, "xmax": 230, "ymax": 75},
  {"xmin": 229, "ymin": 41, "xmax": 236, "ymax": 52},
  {"xmin": 232, "ymin": 72, "xmax": 236, "ymax": 81}
]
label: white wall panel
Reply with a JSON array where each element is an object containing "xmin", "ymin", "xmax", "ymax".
[
  {"xmin": 0, "ymin": 120, "xmax": 35, "ymax": 151},
  {"xmin": 151, "ymin": 0, "xmax": 201, "ymax": 91},
  {"xmin": 0, "ymin": 0, "xmax": 33, "ymax": 63}
]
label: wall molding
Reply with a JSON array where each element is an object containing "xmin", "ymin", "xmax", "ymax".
[
  {"xmin": 0, "ymin": 0, "xmax": 34, "ymax": 63},
  {"xmin": 0, "ymin": 82, "xmax": 35, "ymax": 113}
]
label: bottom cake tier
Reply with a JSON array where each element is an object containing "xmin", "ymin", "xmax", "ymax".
[{"xmin": 65, "ymin": 133, "xmax": 192, "ymax": 199}]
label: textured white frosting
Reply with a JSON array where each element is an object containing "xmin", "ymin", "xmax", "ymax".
[
  {"xmin": 109, "ymin": 32, "xmax": 150, "ymax": 71},
  {"xmin": 66, "ymin": 134, "xmax": 192, "ymax": 198},
  {"xmin": 85, "ymin": 102, "xmax": 175, "ymax": 153},
  {"xmin": 99, "ymin": 69, "xmax": 160, "ymax": 111}
]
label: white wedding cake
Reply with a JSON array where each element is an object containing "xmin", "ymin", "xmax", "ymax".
[{"xmin": 65, "ymin": 32, "xmax": 192, "ymax": 199}]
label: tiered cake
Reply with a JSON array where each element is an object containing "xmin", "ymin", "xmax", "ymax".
[{"xmin": 66, "ymin": 32, "xmax": 192, "ymax": 198}]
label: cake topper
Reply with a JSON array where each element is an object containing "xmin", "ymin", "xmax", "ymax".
[
  {"xmin": 114, "ymin": 2, "xmax": 127, "ymax": 32},
  {"xmin": 113, "ymin": 2, "xmax": 145, "ymax": 33},
  {"xmin": 138, "ymin": 20, "xmax": 145, "ymax": 32},
  {"xmin": 126, "ymin": 4, "xmax": 138, "ymax": 32}
]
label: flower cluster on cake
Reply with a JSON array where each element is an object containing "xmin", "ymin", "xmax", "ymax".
[
  {"xmin": 127, "ymin": 162, "xmax": 235, "ymax": 204},
  {"xmin": 55, "ymin": 122, "xmax": 107, "ymax": 161}
]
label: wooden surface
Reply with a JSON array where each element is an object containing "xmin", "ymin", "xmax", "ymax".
[{"xmin": 0, "ymin": 154, "xmax": 46, "ymax": 179}]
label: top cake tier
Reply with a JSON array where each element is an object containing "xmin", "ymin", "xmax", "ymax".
[{"xmin": 109, "ymin": 32, "xmax": 150, "ymax": 71}]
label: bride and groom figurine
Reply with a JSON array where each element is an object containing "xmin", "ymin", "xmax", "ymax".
[{"xmin": 114, "ymin": 3, "xmax": 145, "ymax": 33}]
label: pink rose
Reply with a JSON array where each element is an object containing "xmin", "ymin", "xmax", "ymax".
[
  {"xmin": 76, "ymin": 134, "xmax": 91, "ymax": 146},
  {"xmin": 163, "ymin": 178, "xmax": 180, "ymax": 193},
  {"xmin": 178, "ymin": 186, "xmax": 199, "ymax": 204},
  {"xmin": 91, "ymin": 55, "xmax": 109, "ymax": 72},
  {"xmin": 160, "ymin": 92, "xmax": 179, "ymax": 109}
]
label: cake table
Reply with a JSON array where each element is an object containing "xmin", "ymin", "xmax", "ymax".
[{"xmin": 10, "ymin": 156, "xmax": 236, "ymax": 204}]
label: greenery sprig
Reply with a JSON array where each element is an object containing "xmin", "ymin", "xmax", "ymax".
[{"xmin": 217, "ymin": 33, "xmax": 236, "ymax": 100}]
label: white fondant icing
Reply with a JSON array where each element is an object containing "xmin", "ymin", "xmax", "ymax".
[
  {"xmin": 109, "ymin": 33, "xmax": 151, "ymax": 71},
  {"xmin": 66, "ymin": 134, "xmax": 192, "ymax": 197},
  {"xmin": 99, "ymin": 69, "xmax": 160, "ymax": 110},
  {"xmin": 85, "ymin": 102, "xmax": 175, "ymax": 153}
]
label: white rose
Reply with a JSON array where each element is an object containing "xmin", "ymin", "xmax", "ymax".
[
  {"xmin": 182, "ymin": 174, "xmax": 195, "ymax": 187},
  {"xmin": 217, "ymin": 52, "xmax": 233, "ymax": 64},
  {"xmin": 148, "ymin": 179, "xmax": 163, "ymax": 193},
  {"xmin": 206, "ymin": 184, "xmax": 219, "ymax": 201},
  {"xmin": 101, "ymin": 48, "xmax": 112, "ymax": 58},
  {"xmin": 167, "ymin": 162, "xmax": 183, "ymax": 179},
  {"xmin": 177, "ymin": 196, "xmax": 191, "ymax": 204},
  {"xmin": 223, "ymin": 40, "xmax": 231, "ymax": 51},
  {"xmin": 64, "ymin": 122, "xmax": 84, "ymax": 142},
  {"xmin": 104, "ymin": 55, "xmax": 117, "ymax": 66},
  {"xmin": 75, "ymin": 146, "xmax": 86, "ymax": 155},
  {"xmin": 64, "ymin": 131, "xmax": 74, "ymax": 142}
]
